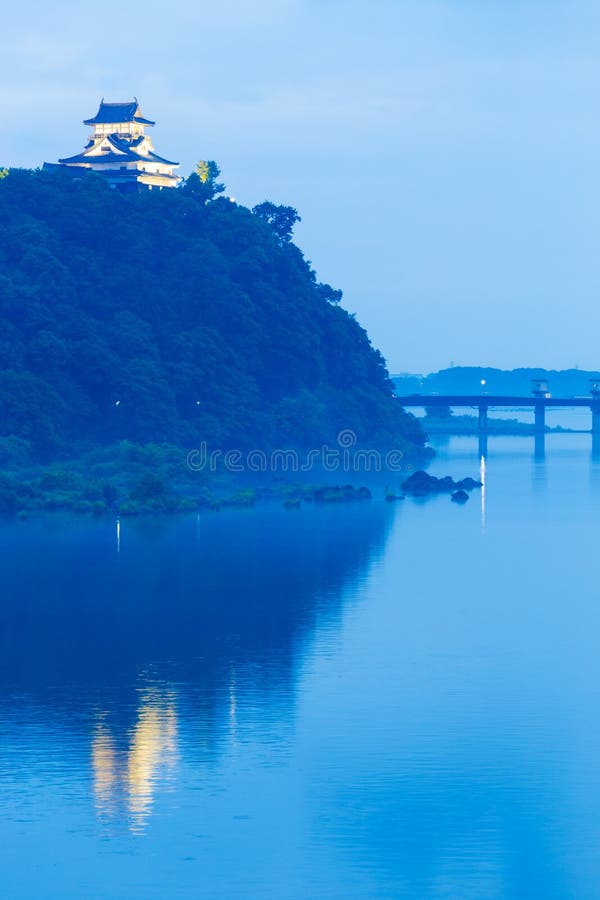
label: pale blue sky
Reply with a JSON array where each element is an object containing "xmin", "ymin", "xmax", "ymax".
[{"xmin": 1, "ymin": 0, "xmax": 599, "ymax": 373}]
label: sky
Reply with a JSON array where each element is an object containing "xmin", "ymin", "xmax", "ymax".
[{"xmin": 1, "ymin": 0, "xmax": 600, "ymax": 374}]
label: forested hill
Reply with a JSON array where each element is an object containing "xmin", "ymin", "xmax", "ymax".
[{"xmin": 0, "ymin": 168, "xmax": 425, "ymax": 463}]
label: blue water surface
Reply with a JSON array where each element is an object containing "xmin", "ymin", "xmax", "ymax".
[{"xmin": 2, "ymin": 434, "xmax": 600, "ymax": 898}]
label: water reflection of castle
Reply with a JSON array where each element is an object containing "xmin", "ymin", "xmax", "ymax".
[
  {"xmin": 91, "ymin": 688, "xmax": 178, "ymax": 832},
  {"xmin": 2, "ymin": 505, "xmax": 396, "ymax": 831}
]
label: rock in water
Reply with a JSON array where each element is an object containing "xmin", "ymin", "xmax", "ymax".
[
  {"xmin": 401, "ymin": 471, "xmax": 441, "ymax": 494},
  {"xmin": 402, "ymin": 470, "xmax": 482, "ymax": 495},
  {"xmin": 456, "ymin": 477, "xmax": 482, "ymax": 490}
]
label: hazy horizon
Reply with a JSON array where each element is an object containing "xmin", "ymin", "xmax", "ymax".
[
  {"xmin": 2, "ymin": 0, "xmax": 598, "ymax": 373},
  {"xmin": 392, "ymin": 364, "xmax": 600, "ymax": 378}
]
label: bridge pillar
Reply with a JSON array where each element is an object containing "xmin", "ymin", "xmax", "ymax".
[
  {"xmin": 534, "ymin": 400, "xmax": 545, "ymax": 436},
  {"xmin": 478, "ymin": 403, "xmax": 489, "ymax": 458},
  {"xmin": 534, "ymin": 431, "xmax": 545, "ymax": 461},
  {"xmin": 534, "ymin": 400, "xmax": 546, "ymax": 460},
  {"xmin": 478, "ymin": 403, "xmax": 488, "ymax": 433},
  {"xmin": 592, "ymin": 401, "xmax": 600, "ymax": 461},
  {"xmin": 478, "ymin": 431, "xmax": 488, "ymax": 459}
]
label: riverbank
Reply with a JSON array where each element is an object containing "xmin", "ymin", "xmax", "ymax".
[{"xmin": 0, "ymin": 440, "xmax": 439, "ymax": 519}]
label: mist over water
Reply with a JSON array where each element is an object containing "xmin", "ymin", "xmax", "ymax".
[{"xmin": 2, "ymin": 434, "xmax": 600, "ymax": 898}]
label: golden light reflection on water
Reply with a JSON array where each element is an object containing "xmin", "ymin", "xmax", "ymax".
[
  {"xmin": 91, "ymin": 688, "xmax": 178, "ymax": 833},
  {"xmin": 91, "ymin": 720, "xmax": 117, "ymax": 816}
]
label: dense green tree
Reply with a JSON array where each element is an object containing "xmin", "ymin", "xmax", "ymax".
[
  {"xmin": 181, "ymin": 161, "xmax": 226, "ymax": 203},
  {"xmin": 198, "ymin": 160, "xmax": 224, "ymax": 187},
  {"xmin": 252, "ymin": 201, "xmax": 300, "ymax": 244},
  {"xmin": 0, "ymin": 369, "xmax": 65, "ymax": 455}
]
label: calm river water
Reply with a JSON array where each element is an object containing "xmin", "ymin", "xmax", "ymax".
[{"xmin": 2, "ymin": 434, "xmax": 600, "ymax": 898}]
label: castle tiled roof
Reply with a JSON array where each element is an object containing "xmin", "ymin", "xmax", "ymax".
[
  {"xmin": 59, "ymin": 133, "xmax": 179, "ymax": 167},
  {"xmin": 83, "ymin": 100, "xmax": 155, "ymax": 126}
]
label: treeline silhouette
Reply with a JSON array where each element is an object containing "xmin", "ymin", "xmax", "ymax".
[{"xmin": 394, "ymin": 366, "xmax": 600, "ymax": 397}]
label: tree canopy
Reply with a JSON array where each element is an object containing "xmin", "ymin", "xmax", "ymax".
[
  {"xmin": 252, "ymin": 201, "xmax": 300, "ymax": 244},
  {"xmin": 0, "ymin": 167, "xmax": 425, "ymax": 462},
  {"xmin": 181, "ymin": 160, "xmax": 226, "ymax": 204}
]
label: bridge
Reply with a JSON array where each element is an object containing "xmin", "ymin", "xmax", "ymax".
[{"xmin": 396, "ymin": 379, "xmax": 600, "ymax": 458}]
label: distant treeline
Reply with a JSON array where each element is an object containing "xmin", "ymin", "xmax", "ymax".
[
  {"xmin": 393, "ymin": 367, "xmax": 600, "ymax": 397},
  {"xmin": 0, "ymin": 167, "xmax": 426, "ymax": 465}
]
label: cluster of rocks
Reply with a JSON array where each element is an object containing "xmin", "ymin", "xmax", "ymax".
[
  {"xmin": 280, "ymin": 473, "xmax": 482, "ymax": 510},
  {"xmin": 401, "ymin": 470, "xmax": 482, "ymax": 504}
]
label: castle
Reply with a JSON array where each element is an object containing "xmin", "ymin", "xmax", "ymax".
[{"xmin": 46, "ymin": 99, "xmax": 181, "ymax": 191}]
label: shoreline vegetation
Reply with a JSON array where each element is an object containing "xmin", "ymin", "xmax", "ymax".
[{"xmin": 0, "ymin": 441, "xmax": 479, "ymax": 520}]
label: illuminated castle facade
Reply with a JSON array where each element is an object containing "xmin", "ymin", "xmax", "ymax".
[{"xmin": 48, "ymin": 99, "xmax": 181, "ymax": 191}]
